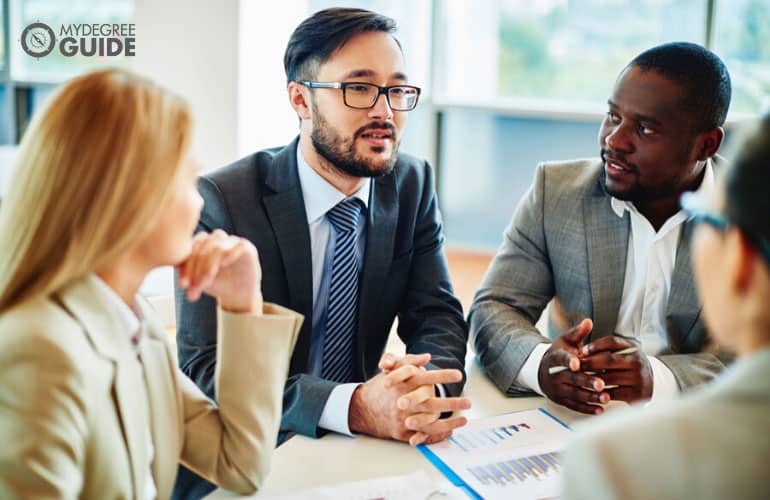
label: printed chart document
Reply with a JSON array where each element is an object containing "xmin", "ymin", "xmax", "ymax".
[{"xmin": 417, "ymin": 408, "xmax": 571, "ymax": 499}]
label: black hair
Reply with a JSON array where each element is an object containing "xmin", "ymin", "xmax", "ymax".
[
  {"xmin": 725, "ymin": 115, "xmax": 770, "ymax": 247},
  {"xmin": 629, "ymin": 42, "xmax": 731, "ymax": 132},
  {"xmin": 284, "ymin": 7, "xmax": 400, "ymax": 85}
]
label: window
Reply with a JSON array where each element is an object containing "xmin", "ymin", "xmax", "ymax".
[
  {"xmin": 1, "ymin": 2, "xmax": 6, "ymax": 72},
  {"xmin": 436, "ymin": 0, "xmax": 770, "ymax": 249},
  {"xmin": 0, "ymin": 0, "xmax": 133, "ymax": 145},
  {"xmin": 712, "ymin": 0, "xmax": 770, "ymax": 114},
  {"xmin": 1, "ymin": 2, "xmax": 11, "ymax": 145},
  {"xmin": 435, "ymin": 0, "xmax": 708, "ymax": 112},
  {"xmin": 439, "ymin": 111, "xmax": 599, "ymax": 247},
  {"xmin": 11, "ymin": 0, "xmax": 133, "ymax": 82}
]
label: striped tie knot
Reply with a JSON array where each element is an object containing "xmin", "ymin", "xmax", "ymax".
[{"xmin": 327, "ymin": 198, "xmax": 364, "ymax": 234}]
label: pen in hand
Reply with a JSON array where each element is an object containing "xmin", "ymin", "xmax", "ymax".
[{"xmin": 547, "ymin": 346, "xmax": 639, "ymax": 375}]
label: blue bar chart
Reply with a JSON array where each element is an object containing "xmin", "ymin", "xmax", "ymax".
[
  {"xmin": 448, "ymin": 422, "xmax": 533, "ymax": 452},
  {"xmin": 467, "ymin": 451, "xmax": 561, "ymax": 485},
  {"xmin": 420, "ymin": 408, "xmax": 571, "ymax": 499}
]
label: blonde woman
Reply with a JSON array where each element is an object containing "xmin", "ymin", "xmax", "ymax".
[{"xmin": 0, "ymin": 69, "xmax": 303, "ymax": 498}]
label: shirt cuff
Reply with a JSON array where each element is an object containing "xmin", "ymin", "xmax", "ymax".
[
  {"xmin": 318, "ymin": 382, "xmax": 360, "ymax": 437},
  {"xmin": 515, "ymin": 343, "xmax": 549, "ymax": 396},
  {"xmin": 646, "ymin": 356, "xmax": 679, "ymax": 405}
]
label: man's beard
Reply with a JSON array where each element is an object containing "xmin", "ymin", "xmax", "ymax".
[
  {"xmin": 600, "ymin": 148, "xmax": 694, "ymax": 203},
  {"xmin": 310, "ymin": 104, "xmax": 399, "ymax": 178}
]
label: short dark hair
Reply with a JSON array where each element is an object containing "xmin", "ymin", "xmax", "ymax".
[
  {"xmin": 725, "ymin": 114, "xmax": 770, "ymax": 249},
  {"xmin": 284, "ymin": 8, "xmax": 400, "ymax": 85},
  {"xmin": 628, "ymin": 42, "xmax": 731, "ymax": 132}
]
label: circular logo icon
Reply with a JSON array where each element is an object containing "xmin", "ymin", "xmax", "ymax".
[{"xmin": 20, "ymin": 22, "xmax": 56, "ymax": 58}]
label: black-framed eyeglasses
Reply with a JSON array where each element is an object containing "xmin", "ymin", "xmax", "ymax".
[
  {"xmin": 298, "ymin": 81, "xmax": 421, "ymax": 111},
  {"xmin": 681, "ymin": 192, "xmax": 770, "ymax": 265}
]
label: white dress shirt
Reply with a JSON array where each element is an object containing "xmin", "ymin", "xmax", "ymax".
[
  {"xmin": 91, "ymin": 275, "xmax": 157, "ymax": 500},
  {"xmin": 296, "ymin": 147, "xmax": 370, "ymax": 436},
  {"xmin": 516, "ymin": 162, "xmax": 715, "ymax": 405},
  {"xmin": 297, "ymin": 147, "xmax": 447, "ymax": 435}
]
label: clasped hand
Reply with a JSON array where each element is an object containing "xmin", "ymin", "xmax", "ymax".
[
  {"xmin": 538, "ymin": 319, "xmax": 653, "ymax": 414},
  {"xmin": 349, "ymin": 353, "xmax": 472, "ymax": 446}
]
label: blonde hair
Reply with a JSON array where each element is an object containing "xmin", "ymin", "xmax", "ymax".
[{"xmin": 0, "ymin": 69, "xmax": 192, "ymax": 312}]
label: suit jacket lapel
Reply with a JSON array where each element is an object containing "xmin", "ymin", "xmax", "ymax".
[
  {"xmin": 665, "ymin": 158, "xmax": 719, "ymax": 345},
  {"xmin": 666, "ymin": 221, "xmax": 702, "ymax": 343},
  {"xmin": 263, "ymin": 137, "xmax": 314, "ymax": 372},
  {"xmin": 112, "ymin": 355, "xmax": 150, "ymax": 498},
  {"xmin": 583, "ymin": 179, "xmax": 630, "ymax": 340},
  {"xmin": 356, "ymin": 173, "xmax": 397, "ymax": 376},
  {"xmin": 56, "ymin": 277, "xmax": 148, "ymax": 498}
]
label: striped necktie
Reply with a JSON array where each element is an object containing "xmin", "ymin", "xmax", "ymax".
[{"xmin": 321, "ymin": 197, "xmax": 365, "ymax": 383}]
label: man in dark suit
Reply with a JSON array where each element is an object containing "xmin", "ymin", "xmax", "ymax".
[{"xmin": 173, "ymin": 7, "xmax": 470, "ymax": 499}]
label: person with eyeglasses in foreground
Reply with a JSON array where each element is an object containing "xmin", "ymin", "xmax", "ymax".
[
  {"xmin": 173, "ymin": 7, "xmax": 470, "ymax": 499},
  {"xmin": 0, "ymin": 69, "xmax": 304, "ymax": 499},
  {"xmin": 561, "ymin": 114, "xmax": 770, "ymax": 499}
]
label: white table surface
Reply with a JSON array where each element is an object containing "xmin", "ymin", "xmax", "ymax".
[{"xmin": 207, "ymin": 354, "xmax": 602, "ymax": 499}]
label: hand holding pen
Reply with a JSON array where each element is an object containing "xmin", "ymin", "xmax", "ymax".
[
  {"xmin": 537, "ymin": 319, "xmax": 610, "ymax": 415},
  {"xmin": 578, "ymin": 334, "xmax": 653, "ymax": 403},
  {"xmin": 548, "ymin": 346, "xmax": 639, "ymax": 375},
  {"xmin": 537, "ymin": 319, "xmax": 655, "ymax": 414}
]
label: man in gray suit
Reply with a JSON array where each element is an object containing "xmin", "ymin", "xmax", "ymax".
[
  {"xmin": 470, "ymin": 42, "xmax": 733, "ymax": 415},
  {"xmin": 562, "ymin": 113, "xmax": 770, "ymax": 500},
  {"xmin": 173, "ymin": 7, "xmax": 470, "ymax": 499}
]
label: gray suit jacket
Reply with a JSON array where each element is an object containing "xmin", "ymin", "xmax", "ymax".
[
  {"xmin": 176, "ymin": 137, "xmax": 467, "ymax": 439},
  {"xmin": 562, "ymin": 347, "xmax": 770, "ymax": 500},
  {"xmin": 469, "ymin": 158, "xmax": 730, "ymax": 396}
]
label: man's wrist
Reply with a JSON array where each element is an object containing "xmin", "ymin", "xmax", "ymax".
[
  {"xmin": 318, "ymin": 383, "xmax": 359, "ymax": 436},
  {"xmin": 524, "ymin": 343, "xmax": 550, "ymax": 396},
  {"xmin": 646, "ymin": 356, "xmax": 678, "ymax": 404},
  {"xmin": 348, "ymin": 384, "xmax": 367, "ymax": 434}
]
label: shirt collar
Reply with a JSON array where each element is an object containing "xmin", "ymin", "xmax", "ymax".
[
  {"xmin": 89, "ymin": 274, "xmax": 142, "ymax": 344},
  {"xmin": 610, "ymin": 158, "xmax": 716, "ymax": 219},
  {"xmin": 296, "ymin": 144, "xmax": 371, "ymax": 225}
]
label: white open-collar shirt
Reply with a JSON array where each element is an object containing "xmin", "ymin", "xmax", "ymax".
[{"xmin": 517, "ymin": 161, "xmax": 715, "ymax": 404}]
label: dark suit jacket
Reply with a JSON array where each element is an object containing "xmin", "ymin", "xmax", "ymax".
[
  {"xmin": 176, "ymin": 137, "xmax": 467, "ymax": 434},
  {"xmin": 173, "ymin": 138, "xmax": 467, "ymax": 499}
]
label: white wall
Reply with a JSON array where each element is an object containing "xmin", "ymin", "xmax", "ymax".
[
  {"xmin": 131, "ymin": 0, "xmax": 240, "ymax": 304},
  {"xmin": 238, "ymin": 0, "xmax": 308, "ymax": 155},
  {"xmin": 133, "ymin": 0, "xmax": 314, "ymax": 169},
  {"xmin": 131, "ymin": 1, "xmax": 313, "ymax": 302},
  {"xmin": 132, "ymin": 0, "xmax": 240, "ymax": 172}
]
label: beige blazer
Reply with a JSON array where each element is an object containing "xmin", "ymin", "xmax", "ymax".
[
  {"xmin": 562, "ymin": 347, "xmax": 770, "ymax": 500},
  {"xmin": 0, "ymin": 276, "xmax": 302, "ymax": 499}
]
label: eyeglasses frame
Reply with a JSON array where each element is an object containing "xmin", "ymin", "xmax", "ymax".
[{"xmin": 297, "ymin": 80, "xmax": 422, "ymax": 111}]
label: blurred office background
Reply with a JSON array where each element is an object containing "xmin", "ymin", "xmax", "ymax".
[{"xmin": 1, "ymin": 0, "xmax": 769, "ymax": 307}]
